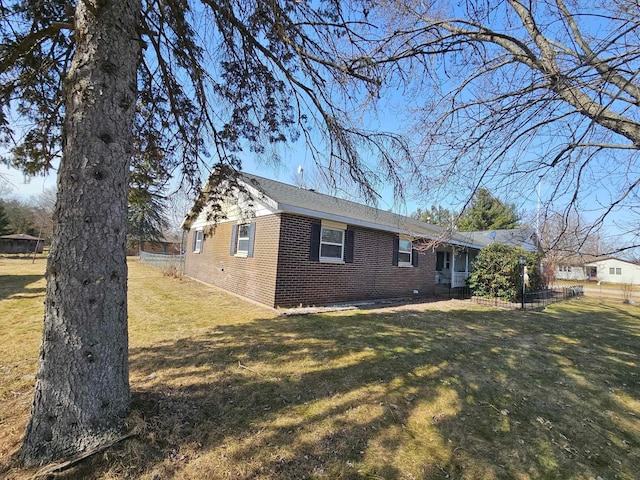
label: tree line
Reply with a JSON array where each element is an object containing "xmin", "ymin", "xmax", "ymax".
[{"xmin": 0, "ymin": 188, "xmax": 55, "ymax": 239}]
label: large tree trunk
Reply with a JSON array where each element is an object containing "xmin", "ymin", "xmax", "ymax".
[{"xmin": 19, "ymin": 0, "xmax": 141, "ymax": 466}]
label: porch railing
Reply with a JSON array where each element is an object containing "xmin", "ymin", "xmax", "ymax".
[{"xmin": 452, "ymin": 271, "xmax": 469, "ymax": 288}]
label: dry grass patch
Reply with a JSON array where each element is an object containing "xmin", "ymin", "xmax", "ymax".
[{"xmin": 1, "ymin": 258, "xmax": 639, "ymax": 479}]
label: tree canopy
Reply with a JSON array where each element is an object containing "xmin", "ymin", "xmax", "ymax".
[
  {"xmin": 1, "ymin": 0, "xmax": 412, "ymax": 200},
  {"xmin": 376, "ymin": 0, "xmax": 640, "ymax": 249},
  {"xmin": 412, "ymin": 205, "xmax": 456, "ymax": 230},
  {"xmin": 457, "ymin": 188, "xmax": 521, "ymax": 232}
]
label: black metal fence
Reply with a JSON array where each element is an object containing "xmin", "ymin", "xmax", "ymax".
[{"xmin": 441, "ymin": 285, "xmax": 584, "ymax": 310}]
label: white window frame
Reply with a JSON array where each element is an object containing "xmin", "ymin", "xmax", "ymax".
[
  {"xmin": 398, "ymin": 237, "xmax": 413, "ymax": 267},
  {"xmin": 236, "ymin": 224, "xmax": 251, "ymax": 256},
  {"xmin": 610, "ymin": 267, "xmax": 615, "ymax": 275},
  {"xmin": 193, "ymin": 229, "xmax": 204, "ymax": 253},
  {"xmin": 319, "ymin": 222, "xmax": 345, "ymax": 263},
  {"xmin": 616, "ymin": 267, "xmax": 622, "ymax": 275}
]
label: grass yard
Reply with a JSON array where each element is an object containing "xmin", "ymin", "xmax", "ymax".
[{"xmin": 1, "ymin": 258, "xmax": 639, "ymax": 479}]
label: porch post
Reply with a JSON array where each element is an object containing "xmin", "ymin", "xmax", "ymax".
[{"xmin": 451, "ymin": 247, "xmax": 456, "ymax": 287}]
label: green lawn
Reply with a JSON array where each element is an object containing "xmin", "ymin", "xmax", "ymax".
[{"xmin": 1, "ymin": 258, "xmax": 639, "ymax": 479}]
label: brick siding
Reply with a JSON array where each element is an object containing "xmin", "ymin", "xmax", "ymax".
[
  {"xmin": 184, "ymin": 215, "xmax": 281, "ymax": 306},
  {"xmin": 185, "ymin": 212, "xmax": 437, "ymax": 308},
  {"xmin": 274, "ymin": 214, "xmax": 436, "ymax": 307}
]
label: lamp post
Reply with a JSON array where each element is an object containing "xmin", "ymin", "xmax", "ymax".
[{"xmin": 519, "ymin": 256, "xmax": 527, "ymax": 310}]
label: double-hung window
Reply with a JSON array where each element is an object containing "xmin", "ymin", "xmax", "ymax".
[
  {"xmin": 398, "ymin": 238, "xmax": 412, "ymax": 266},
  {"xmin": 236, "ymin": 224, "xmax": 251, "ymax": 255},
  {"xmin": 310, "ymin": 221, "xmax": 354, "ymax": 263},
  {"xmin": 394, "ymin": 236, "xmax": 417, "ymax": 267},
  {"xmin": 230, "ymin": 222, "xmax": 256, "ymax": 257},
  {"xmin": 320, "ymin": 226, "xmax": 344, "ymax": 261},
  {"xmin": 193, "ymin": 229, "xmax": 204, "ymax": 253}
]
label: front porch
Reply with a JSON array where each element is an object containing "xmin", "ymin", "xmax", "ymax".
[{"xmin": 435, "ymin": 247, "xmax": 477, "ymax": 288}]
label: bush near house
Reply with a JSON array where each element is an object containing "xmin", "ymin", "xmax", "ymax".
[{"xmin": 467, "ymin": 243, "xmax": 544, "ymax": 301}]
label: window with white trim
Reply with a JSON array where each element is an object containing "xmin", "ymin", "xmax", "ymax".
[
  {"xmin": 236, "ymin": 224, "xmax": 250, "ymax": 254},
  {"xmin": 193, "ymin": 229, "xmax": 204, "ymax": 253},
  {"xmin": 398, "ymin": 237, "xmax": 412, "ymax": 266},
  {"xmin": 616, "ymin": 267, "xmax": 622, "ymax": 275},
  {"xmin": 320, "ymin": 226, "xmax": 344, "ymax": 261},
  {"xmin": 610, "ymin": 267, "xmax": 615, "ymax": 275}
]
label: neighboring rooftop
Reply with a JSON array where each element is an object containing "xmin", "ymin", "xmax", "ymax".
[{"xmin": 0, "ymin": 234, "xmax": 43, "ymax": 241}]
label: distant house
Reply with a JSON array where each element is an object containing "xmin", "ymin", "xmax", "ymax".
[
  {"xmin": 584, "ymin": 257, "xmax": 640, "ymax": 284},
  {"xmin": 554, "ymin": 255, "xmax": 594, "ymax": 281},
  {"xmin": 126, "ymin": 239, "xmax": 181, "ymax": 256},
  {"xmin": 0, "ymin": 234, "xmax": 44, "ymax": 254},
  {"xmin": 182, "ymin": 173, "xmax": 539, "ymax": 308}
]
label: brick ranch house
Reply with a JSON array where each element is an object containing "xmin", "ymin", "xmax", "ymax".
[{"xmin": 182, "ymin": 173, "xmax": 536, "ymax": 308}]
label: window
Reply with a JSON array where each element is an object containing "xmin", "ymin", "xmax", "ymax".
[
  {"xmin": 236, "ymin": 224, "xmax": 250, "ymax": 254},
  {"xmin": 320, "ymin": 226, "xmax": 344, "ymax": 261},
  {"xmin": 436, "ymin": 251, "xmax": 451, "ymax": 271},
  {"xmin": 616, "ymin": 267, "xmax": 622, "ymax": 275},
  {"xmin": 610, "ymin": 267, "xmax": 615, "ymax": 275},
  {"xmin": 230, "ymin": 222, "xmax": 256, "ymax": 257},
  {"xmin": 393, "ymin": 236, "xmax": 418, "ymax": 267},
  {"xmin": 309, "ymin": 222, "xmax": 354, "ymax": 263},
  {"xmin": 193, "ymin": 229, "xmax": 204, "ymax": 253},
  {"xmin": 398, "ymin": 238, "xmax": 412, "ymax": 266}
]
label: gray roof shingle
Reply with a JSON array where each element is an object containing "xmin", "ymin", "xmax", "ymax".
[{"xmin": 241, "ymin": 173, "xmax": 481, "ymax": 246}]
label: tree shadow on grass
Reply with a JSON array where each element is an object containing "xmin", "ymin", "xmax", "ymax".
[
  {"xmin": 0, "ymin": 275, "xmax": 45, "ymax": 301},
  {"xmin": 67, "ymin": 301, "xmax": 640, "ymax": 479}
]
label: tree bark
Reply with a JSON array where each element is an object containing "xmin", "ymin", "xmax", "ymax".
[{"xmin": 20, "ymin": 0, "xmax": 141, "ymax": 466}]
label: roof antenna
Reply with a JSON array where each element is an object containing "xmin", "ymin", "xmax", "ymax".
[{"xmin": 297, "ymin": 165, "xmax": 304, "ymax": 187}]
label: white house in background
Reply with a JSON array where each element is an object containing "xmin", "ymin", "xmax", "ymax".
[
  {"xmin": 554, "ymin": 254, "xmax": 598, "ymax": 281},
  {"xmin": 555, "ymin": 264, "xmax": 587, "ymax": 281},
  {"xmin": 584, "ymin": 257, "xmax": 640, "ymax": 284}
]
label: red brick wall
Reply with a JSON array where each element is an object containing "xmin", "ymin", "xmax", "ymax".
[
  {"xmin": 184, "ymin": 215, "xmax": 281, "ymax": 306},
  {"xmin": 185, "ymin": 212, "xmax": 437, "ymax": 308},
  {"xmin": 274, "ymin": 214, "xmax": 436, "ymax": 307}
]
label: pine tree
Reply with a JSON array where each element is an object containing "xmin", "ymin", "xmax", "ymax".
[
  {"xmin": 0, "ymin": 202, "xmax": 10, "ymax": 235},
  {"xmin": 457, "ymin": 188, "xmax": 520, "ymax": 232}
]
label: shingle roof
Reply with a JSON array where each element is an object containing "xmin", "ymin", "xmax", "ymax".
[
  {"xmin": 189, "ymin": 172, "xmax": 536, "ymax": 250},
  {"xmin": 455, "ymin": 228, "xmax": 538, "ymax": 251},
  {"xmin": 0, "ymin": 234, "xmax": 42, "ymax": 241},
  {"xmin": 240, "ymin": 173, "xmax": 484, "ymax": 247}
]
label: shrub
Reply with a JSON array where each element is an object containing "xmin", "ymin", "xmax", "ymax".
[{"xmin": 467, "ymin": 243, "xmax": 544, "ymax": 301}]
